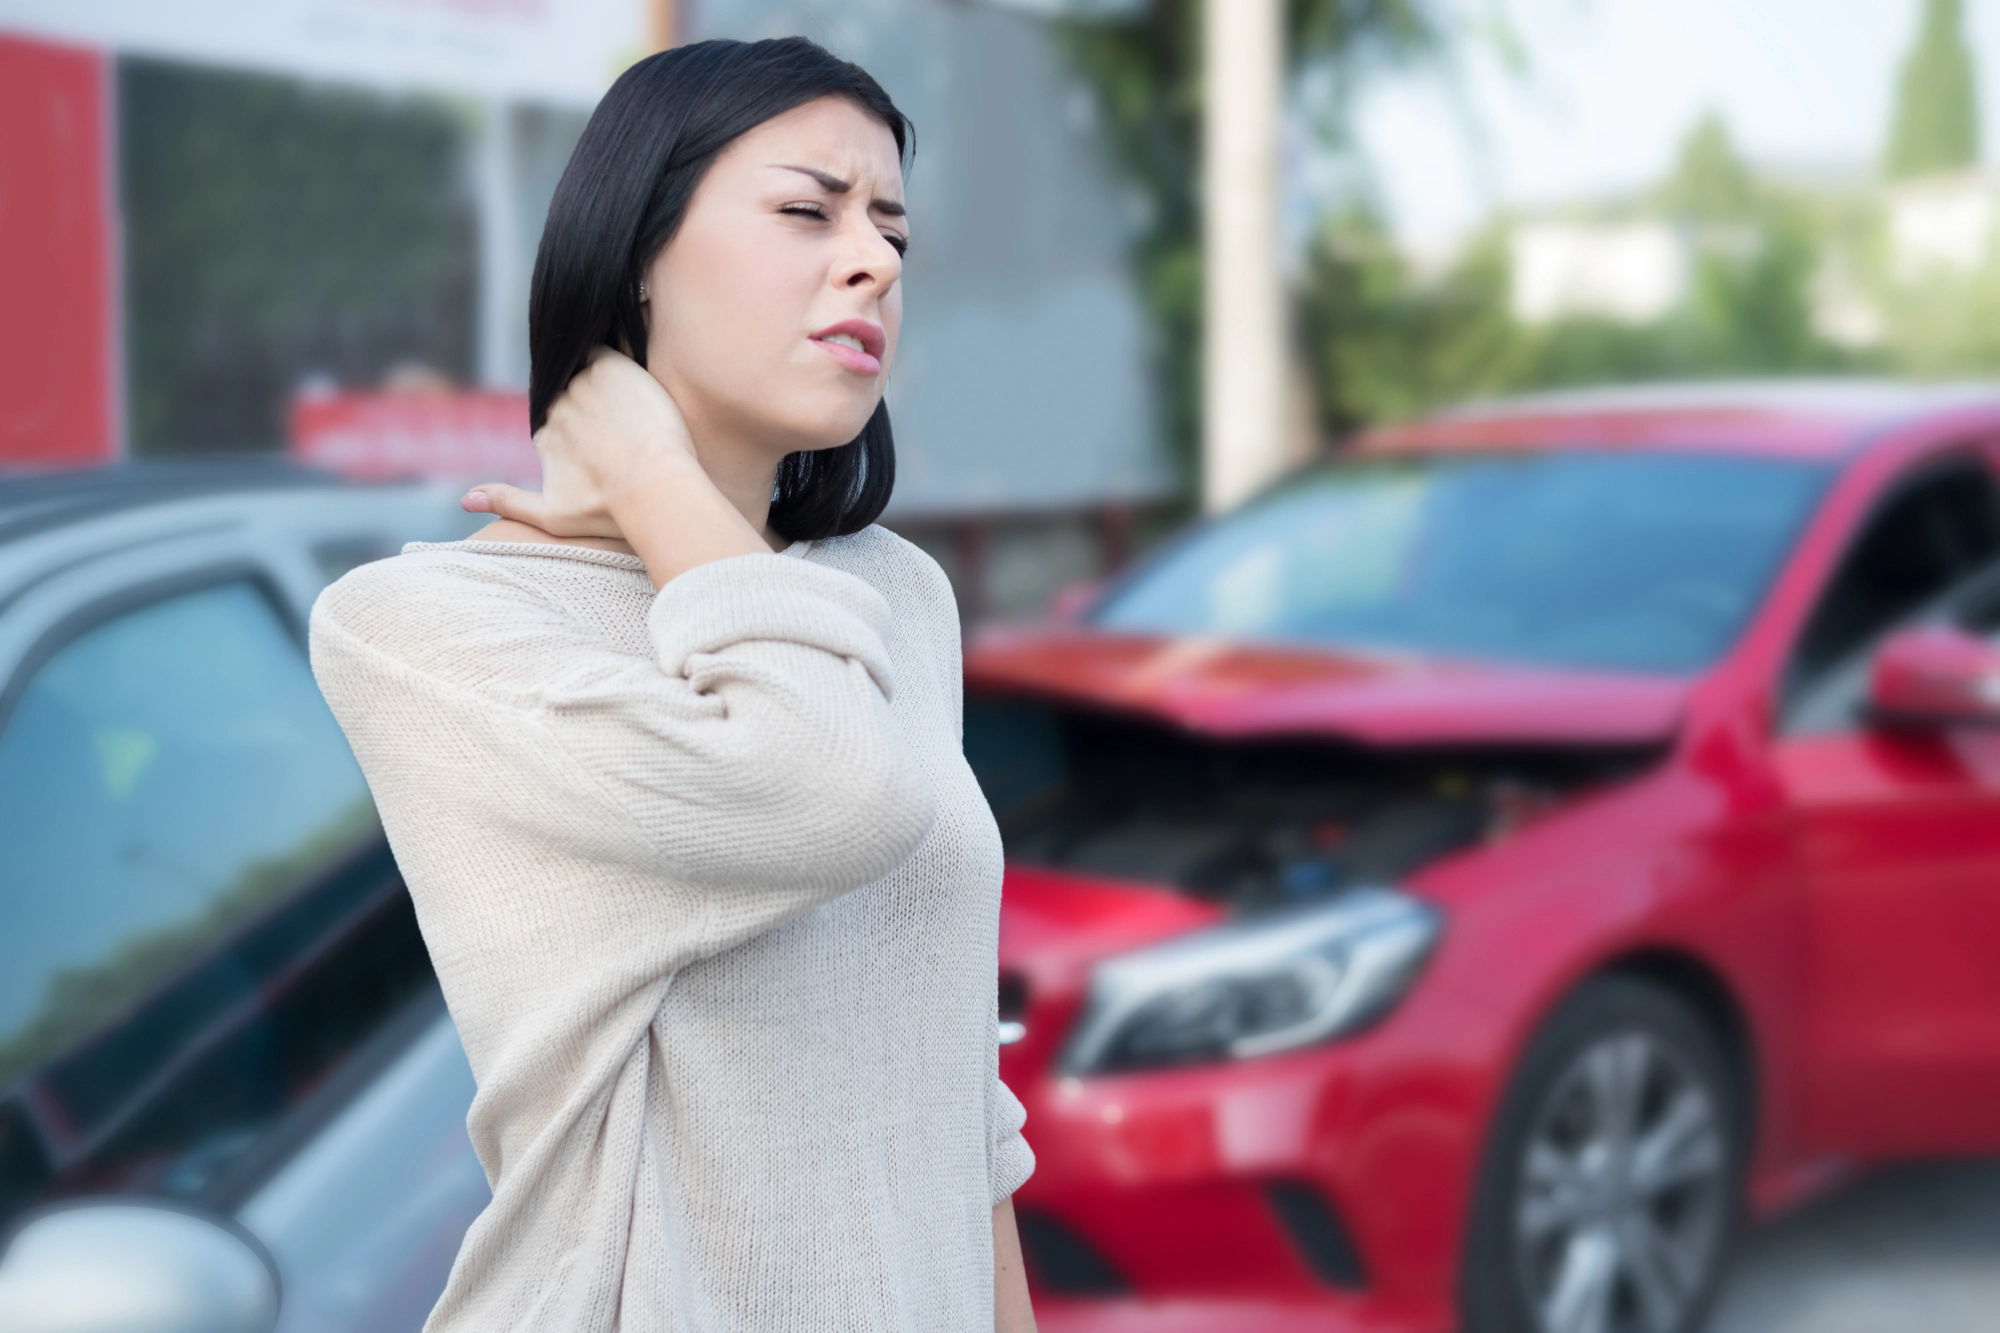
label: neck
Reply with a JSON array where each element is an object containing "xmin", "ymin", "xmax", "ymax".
[
  {"xmin": 688, "ymin": 430, "xmax": 786, "ymax": 550},
  {"xmin": 668, "ymin": 388, "xmax": 792, "ymax": 550}
]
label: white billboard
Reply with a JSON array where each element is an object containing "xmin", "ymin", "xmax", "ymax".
[{"xmin": 0, "ymin": 0, "xmax": 645, "ymax": 105}]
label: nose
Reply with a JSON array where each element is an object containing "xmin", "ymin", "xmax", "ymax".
[{"xmin": 832, "ymin": 211, "xmax": 902, "ymax": 292}]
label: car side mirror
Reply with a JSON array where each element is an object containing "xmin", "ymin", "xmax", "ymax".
[
  {"xmin": 0, "ymin": 1200, "xmax": 280, "ymax": 1333},
  {"xmin": 1866, "ymin": 625, "xmax": 2000, "ymax": 728}
]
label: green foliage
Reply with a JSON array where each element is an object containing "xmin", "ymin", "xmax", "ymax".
[
  {"xmin": 121, "ymin": 60, "xmax": 478, "ymax": 454},
  {"xmin": 1302, "ymin": 218, "xmax": 1521, "ymax": 431},
  {"xmin": 1053, "ymin": 0, "xmax": 1450, "ymax": 482},
  {"xmin": 1305, "ymin": 109, "xmax": 1867, "ymax": 431},
  {"xmin": 1302, "ymin": 120, "xmax": 1859, "ymax": 429},
  {"xmin": 1659, "ymin": 112, "xmax": 1757, "ymax": 222},
  {"xmin": 1884, "ymin": 0, "xmax": 1980, "ymax": 180},
  {"xmin": 1515, "ymin": 233, "xmax": 1844, "ymax": 388},
  {"xmin": 1055, "ymin": 3, "xmax": 1204, "ymax": 469},
  {"xmin": 1060, "ymin": 15, "xmax": 1880, "ymax": 449},
  {"xmin": 1876, "ymin": 261, "xmax": 2000, "ymax": 377}
]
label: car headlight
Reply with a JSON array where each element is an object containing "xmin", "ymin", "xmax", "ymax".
[{"xmin": 1062, "ymin": 888, "xmax": 1443, "ymax": 1075}]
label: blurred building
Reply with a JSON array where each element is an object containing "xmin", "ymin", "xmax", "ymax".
[
  {"xmin": 0, "ymin": 0, "xmax": 1168, "ymax": 618},
  {"xmin": 1507, "ymin": 221, "xmax": 1691, "ymax": 326},
  {"xmin": 1885, "ymin": 168, "xmax": 2000, "ymax": 280}
]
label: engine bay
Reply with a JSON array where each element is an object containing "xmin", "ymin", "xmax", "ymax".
[{"xmin": 965, "ymin": 695, "xmax": 1659, "ymax": 909}]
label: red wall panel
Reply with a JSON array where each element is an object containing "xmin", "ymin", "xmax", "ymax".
[{"xmin": 0, "ymin": 34, "xmax": 116, "ymax": 466}]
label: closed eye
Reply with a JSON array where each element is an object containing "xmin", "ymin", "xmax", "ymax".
[{"xmin": 779, "ymin": 203, "xmax": 908, "ymax": 256}]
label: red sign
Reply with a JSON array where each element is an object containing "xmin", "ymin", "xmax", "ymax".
[
  {"xmin": 0, "ymin": 35, "xmax": 116, "ymax": 466},
  {"xmin": 289, "ymin": 390, "xmax": 541, "ymax": 486}
]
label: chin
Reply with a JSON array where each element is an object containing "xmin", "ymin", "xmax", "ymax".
[{"xmin": 760, "ymin": 398, "xmax": 882, "ymax": 453}]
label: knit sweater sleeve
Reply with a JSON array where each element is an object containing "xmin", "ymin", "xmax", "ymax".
[
  {"xmin": 987, "ymin": 1028, "xmax": 1035, "ymax": 1205},
  {"xmin": 312, "ymin": 549, "xmax": 936, "ymax": 955},
  {"xmin": 890, "ymin": 541, "xmax": 1036, "ymax": 1207}
]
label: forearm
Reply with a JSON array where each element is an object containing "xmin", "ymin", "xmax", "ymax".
[
  {"xmin": 993, "ymin": 1198, "xmax": 1037, "ymax": 1333},
  {"xmin": 610, "ymin": 452, "xmax": 772, "ymax": 590}
]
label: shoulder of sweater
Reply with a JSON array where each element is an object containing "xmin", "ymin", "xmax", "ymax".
[
  {"xmin": 808, "ymin": 526, "xmax": 959, "ymax": 626},
  {"xmin": 311, "ymin": 546, "xmax": 628, "ymax": 697},
  {"xmin": 316, "ymin": 545, "xmax": 553, "ymax": 627}
]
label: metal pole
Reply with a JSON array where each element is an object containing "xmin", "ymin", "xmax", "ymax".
[
  {"xmin": 1202, "ymin": 0, "xmax": 1287, "ymax": 514},
  {"xmin": 473, "ymin": 99, "xmax": 523, "ymax": 389}
]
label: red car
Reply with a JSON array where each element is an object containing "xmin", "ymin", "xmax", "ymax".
[{"xmin": 968, "ymin": 383, "xmax": 2000, "ymax": 1333}]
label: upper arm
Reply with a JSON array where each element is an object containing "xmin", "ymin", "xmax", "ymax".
[{"xmin": 311, "ymin": 551, "xmax": 936, "ymax": 909}]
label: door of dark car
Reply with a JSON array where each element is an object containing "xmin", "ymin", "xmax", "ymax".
[
  {"xmin": 1774, "ymin": 452, "xmax": 2000, "ymax": 1153},
  {"xmin": 0, "ymin": 572, "xmax": 430, "ymax": 1221}
]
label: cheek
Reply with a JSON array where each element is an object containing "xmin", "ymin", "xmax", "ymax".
[
  {"xmin": 653, "ymin": 231, "xmax": 809, "ymax": 376},
  {"xmin": 647, "ymin": 221, "xmax": 887, "ymax": 448}
]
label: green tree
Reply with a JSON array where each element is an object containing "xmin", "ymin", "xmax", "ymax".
[
  {"xmin": 1302, "ymin": 110, "xmax": 1858, "ymax": 429},
  {"xmin": 1054, "ymin": 0, "xmax": 1450, "ymax": 481},
  {"xmin": 1514, "ymin": 220, "xmax": 1837, "ymax": 388},
  {"xmin": 1884, "ymin": 0, "xmax": 1980, "ymax": 180},
  {"xmin": 1875, "ymin": 256, "xmax": 2000, "ymax": 376},
  {"xmin": 1301, "ymin": 215, "xmax": 1524, "ymax": 432},
  {"xmin": 1659, "ymin": 112, "xmax": 1756, "ymax": 222}
]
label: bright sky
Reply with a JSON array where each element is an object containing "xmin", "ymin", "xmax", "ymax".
[{"xmin": 1351, "ymin": 0, "xmax": 2000, "ymax": 250}]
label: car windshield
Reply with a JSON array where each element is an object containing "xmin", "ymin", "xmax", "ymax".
[{"xmin": 1093, "ymin": 449, "xmax": 1830, "ymax": 675}]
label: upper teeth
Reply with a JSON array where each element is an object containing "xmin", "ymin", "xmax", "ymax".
[{"xmin": 822, "ymin": 333, "xmax": 865, "ymax": 352}]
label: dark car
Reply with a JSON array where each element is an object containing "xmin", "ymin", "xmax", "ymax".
[{"xmin": 0, "ymin": 464, "xmax": 492, "ymax": 1332}]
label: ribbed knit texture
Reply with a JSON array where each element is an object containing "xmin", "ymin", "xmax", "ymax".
[{"xmin": 309, "ymin": 526, "xmax": 1033, "ymax": 1332}]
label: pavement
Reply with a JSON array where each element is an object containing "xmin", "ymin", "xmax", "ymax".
[{"xmin": 1707, "ymin": 1160, "xmax": 2000, "ymax": 1332}]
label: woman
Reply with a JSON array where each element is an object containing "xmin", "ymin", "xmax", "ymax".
[{"xmin": 311, "ymin": 38, "xmax": 1036, "ymax": 1332}]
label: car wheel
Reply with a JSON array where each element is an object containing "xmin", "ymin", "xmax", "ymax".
[{"xmin": 1462, "ymin": 976, "xmax": 1743, "ymax": 1333}]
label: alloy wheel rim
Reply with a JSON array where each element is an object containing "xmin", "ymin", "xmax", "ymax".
[{"xmin": 1512, "ymin": 1031, "xmax": 1728, "ymax": 1333}]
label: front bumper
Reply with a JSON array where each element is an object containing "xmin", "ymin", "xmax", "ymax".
[
  {"xmin": 998, "ymin": 863, "xmax": 1504, "ymax": 1333},
  {"xmin": 1007, "ymin": 1034, "xmax": 1471, "ymax": 1333}
]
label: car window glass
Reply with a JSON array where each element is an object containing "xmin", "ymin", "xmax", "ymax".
[
  {"xmin": 0, "ymin": 581, "xmax": 376, "ymax": 1091},
  {"xmin": 1784, "ymin": 460, "xmax": 2000, "ymax": 731},
  {"xmin": 1094, "ymin": 451, "xmax": 1828, "ymax": 676},
  {"xmin": 1956, "ymin": 579, "xmax": 2000, "ymax": 636}
]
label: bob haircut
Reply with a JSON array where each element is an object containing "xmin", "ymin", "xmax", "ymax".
[{"xmin": 528, "ymin": 38, "xmax": 912, "ymax": 541}]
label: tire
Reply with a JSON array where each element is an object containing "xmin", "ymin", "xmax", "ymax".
[{"xmin": 1460, "ymin": 976, "xmax": 1745, "ymax": 1333}]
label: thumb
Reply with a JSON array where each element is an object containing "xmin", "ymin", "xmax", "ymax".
[{"xmin": 461, "ymin": 482, "xmax": 550, "ymax": 530}]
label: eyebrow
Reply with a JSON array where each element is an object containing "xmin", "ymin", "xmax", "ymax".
[{"xmin": 773, "ymin": 164, "xmax": 906, "ymax": 218}]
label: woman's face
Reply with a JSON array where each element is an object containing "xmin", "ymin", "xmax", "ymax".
[{"xmin": 642, "ymin": 95, "xmax": 907, "ymax": 461}]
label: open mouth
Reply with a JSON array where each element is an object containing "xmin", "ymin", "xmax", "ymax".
[{"xmin": 810, "ymin": 320, "xmax": 886, "ymax": 376}]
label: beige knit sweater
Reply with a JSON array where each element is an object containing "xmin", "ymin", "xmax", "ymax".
[{"xmin": 309, "ymin": 526, "xmax": 1033, "ymax": 1332}]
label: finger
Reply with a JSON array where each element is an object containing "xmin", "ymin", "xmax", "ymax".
[{"xmin": 462, "ymin": 482, "xmax": 549, "ymax": 530}]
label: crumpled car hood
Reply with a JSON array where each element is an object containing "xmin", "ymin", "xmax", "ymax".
[{"xmin": 965, "ymin": 628, "xmax": 1689, "ymax": 748}]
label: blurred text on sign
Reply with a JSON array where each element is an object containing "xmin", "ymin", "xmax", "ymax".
[{"xmin": 289, "ymin": 391, "xmax": 540, "ymax": 486}]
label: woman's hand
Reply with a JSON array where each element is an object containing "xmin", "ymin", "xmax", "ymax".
[
  {"xmin": 462, "ymin": 346, "xmax": 772, "ymax": 589},
  {"xmin": 463, "ymin": 348, "xmax": 696, "ymax": 541}
]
